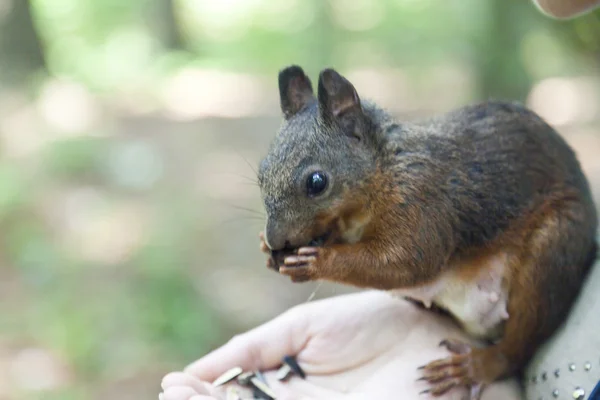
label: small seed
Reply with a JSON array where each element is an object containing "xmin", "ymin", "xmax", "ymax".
[
  {"xmin": 226, "ymin": 386, "xmax": 243, "ymax": 400},
  {"xmin": 237, "ymin": 371, "xmax": 255, "ymax": 386},
  {"xmin": 254, "ymin": 370, "xmax": 268, "ymax": 385},
  {"xmin": 282, "ymin": 355, "xmax": 306, "ymax": 379},
  {"xmin": 276, "ymin": 364, "xmax": 292, "ymax": 381},
  {"xmin": 250, "ymin": 377, "xmax": 276, "ymax": 400},
  {"xmin": 212, "ymin": 366, "xmax": 243, "ymax": 387}
]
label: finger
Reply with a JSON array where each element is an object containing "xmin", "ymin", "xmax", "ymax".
[
  {"xmin": 161, "ymin": 372, "xmax": 212, "ymax": 394},
  {"xmin": 532, "ymin": 0, "xmax": 600, "ymax": 18},
  {"xmin": 185, "ymin": 308, "xmax": 308, "ymax": 382},
  {"xmin": 162, "ymin": 386, "xmax": 201, "ymax": 400}
]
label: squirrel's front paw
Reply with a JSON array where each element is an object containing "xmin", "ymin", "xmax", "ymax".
[{"xmin": 280, "ymin": 247, "xmax": 321, "ymax": 282}]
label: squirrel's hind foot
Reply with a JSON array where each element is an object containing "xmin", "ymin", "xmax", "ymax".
[{"xmin": 418, "ymin": 339, "xmax": 486, "ymax": 399}]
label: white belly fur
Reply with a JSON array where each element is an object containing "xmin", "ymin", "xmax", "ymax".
[{"xmin": 389, "ymin": 253, "xmax": 510, "ymax": 340}]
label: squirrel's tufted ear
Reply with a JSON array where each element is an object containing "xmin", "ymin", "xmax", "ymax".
[
  {"xmin": 278, "ymin": 65, "xmax": 315, "ymax": 120},
  {"xmin": 317, "ymin": 68, "xmax": 364, "ymax": 136}
]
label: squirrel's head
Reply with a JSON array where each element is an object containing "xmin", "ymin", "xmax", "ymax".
[{"xmin": 258, "ymin": 66, "xmax": 381, "ymax": 251}]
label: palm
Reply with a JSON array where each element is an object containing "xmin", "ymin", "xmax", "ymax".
[
  {"xmin": 265, "ymin": 291, "xmax": 472, "ymax": 399},
  {"xmin": 160, "ymin": 291, "xmax": 522, "ymax": 400}
]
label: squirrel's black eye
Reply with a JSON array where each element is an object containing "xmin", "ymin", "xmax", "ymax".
[{"xmin": 306, "ymin": 171, "xmax": 328, "ymax": 197}]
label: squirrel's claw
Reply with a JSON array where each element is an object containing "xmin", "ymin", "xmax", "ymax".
[
  {"xmin": 280, "ymin": 247, "xmax": 321, "ymax": 282},
  {"xmin": 418, "ymin": 339, "xmax": 484, "ymax": 399},
  {"xmin": 283, "ymin": 255, "xmax": 316, "ymax": 266},
  {"xmin": 297, "ymin": 247, "xmax": 320, "ymax": 256}
]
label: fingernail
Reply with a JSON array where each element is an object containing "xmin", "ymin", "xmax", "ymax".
[{"xmin": 284, "ymin": 257, "xmax": 298, "ymax": 264}]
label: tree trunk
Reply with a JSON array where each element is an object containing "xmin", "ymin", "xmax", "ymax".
[
  {"xmin": 151, "ymin": 0, "xmax": 185, "ymax": 50},
  {"xmin": 0, "ymin": 0, "xmax": 46, "ymax": 86},
  {"xmin": 475, "ymin": 0, "xmax": 532, "ymax": 102}
]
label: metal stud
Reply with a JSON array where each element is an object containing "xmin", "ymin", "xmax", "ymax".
[
  {"xmin": 554, "ymin": 369, "xmax": 560, "ymax": 378},
  {"xmin": 552, "ymin": 389, "xmax": 559, "ymax": 398},
  {"xmin": 584, "ymin": 362, "xmax": 592, "ymax": 371},
  {"xmin": 542, "ymin": 372, "xmax": 548, "ymax": 381},
  {"xmin": 569, "ymin": 363, "xmax": 576, "ymax": 371},
  {"xmin": 572, "ymin": 387, "xmax": 585, "ymax": 399}
]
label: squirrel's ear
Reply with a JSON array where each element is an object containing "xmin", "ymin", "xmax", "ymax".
[
  {"xmin": 278, "ymin": 65, "xmax": 315, "ymax": 120},
  {"xmin": 317, "ymin": 68, "xmax": 363, "ymax": 129}
]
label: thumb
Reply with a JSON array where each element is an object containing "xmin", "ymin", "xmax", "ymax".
[{"xmin": 184, "ymin": 307, "xmax": 309, "ymax": 382}]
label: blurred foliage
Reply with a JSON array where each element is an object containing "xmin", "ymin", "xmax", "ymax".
[
  {"xmin": 0, "ymin": 0, "xmax": 595, "ymax": 95},
  {"xmin": 0, "ymin": 0, "xmax": 599, "ymax": 399}
]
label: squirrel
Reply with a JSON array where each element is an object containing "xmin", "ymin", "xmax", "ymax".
[{"xmin": 256, "ymin": 65, "xmax": 598, "ymax": 399}]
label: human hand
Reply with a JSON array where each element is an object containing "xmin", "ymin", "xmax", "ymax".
[
  {"xmin": 532, "ymin": 0, "xmax": 600, "ymax": 18},
  {"xmin": 160, "ymin": 291, "xmax": 523, "ymax": 400}
]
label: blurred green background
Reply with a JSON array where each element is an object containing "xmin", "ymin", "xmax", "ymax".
[{"xmin": 0, "ymin": 0, "xmax": 599, "ymax": 399}]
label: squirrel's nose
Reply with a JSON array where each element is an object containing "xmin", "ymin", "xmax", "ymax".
[{"xmin": 265, "ymin": 220, "xmax": 287, "ymax": 251}]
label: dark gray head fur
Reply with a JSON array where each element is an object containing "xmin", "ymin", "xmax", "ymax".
[{"xmin": 258, "ymin": 66, "xmax": 389, "ymax": 250}]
